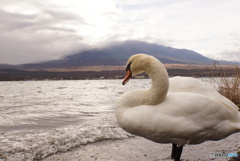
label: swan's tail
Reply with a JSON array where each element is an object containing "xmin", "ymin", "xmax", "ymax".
[
  {"xmin": 234, "ymin": 120, "xmax": 240, "ymax": 132},
  {"xmin": 232, "ymin": 112, "xmax": 240, "ymax": 132},
  {"xmin": 235, "ymin": 111, "xmax": 240, "ymax": 132}
]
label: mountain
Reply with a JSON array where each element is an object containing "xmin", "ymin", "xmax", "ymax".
[
  {"xmin": 0, "ymin": 64, "xmax": 17, "ymax": 69},
  {"xmin": 19, "ymin": 40, "xmax": 213, "ymax": 69}
]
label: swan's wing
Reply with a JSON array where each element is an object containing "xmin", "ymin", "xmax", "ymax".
[
  {"xmin": 120, "ymin": 92, "xmax": 240, "ymax": 145},
  {"xmin": 169, "ymin": 76, "xmax": 239, "ymax": 111}
]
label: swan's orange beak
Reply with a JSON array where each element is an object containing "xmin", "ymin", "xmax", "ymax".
[{"xmin": 122, "ymin": 70, "xmax": 132, "ymax": 85}]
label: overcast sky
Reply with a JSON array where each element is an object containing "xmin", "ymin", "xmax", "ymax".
[{"xmin": 0, "ymin": 0, "xmax": 240, "ymax": 64}]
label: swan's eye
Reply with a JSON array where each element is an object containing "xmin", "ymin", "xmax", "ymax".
[{"xmin": 126, "ymin": 62, "xmax": 132, "ymax": 71}]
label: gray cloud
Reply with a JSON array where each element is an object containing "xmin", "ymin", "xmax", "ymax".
[
  {"xmin": 0, "ymin": 3, "xmax": 88, "ymax": 64},
  {"xmin": 1, "ymin": 0, "xmax": 240, "ymax": 64}
]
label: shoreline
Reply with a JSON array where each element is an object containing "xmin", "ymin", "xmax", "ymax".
[{"xmin": 43, "ymin": 134, "xmax": 240, "ymax": 161}]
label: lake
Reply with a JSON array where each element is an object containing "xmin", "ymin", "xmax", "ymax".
[{"xmin": 0, "ymin": 79, "xmax": 151, "ymax": 160}]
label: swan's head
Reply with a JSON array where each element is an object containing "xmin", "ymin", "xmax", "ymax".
[{"xmin": 122, "ymin": 54, "xmax": 155, "ymax": 85}]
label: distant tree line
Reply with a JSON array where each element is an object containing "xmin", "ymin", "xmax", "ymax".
[{"xmin": 0, "ymin": 68, "xmax": 238, "ymax": 81}]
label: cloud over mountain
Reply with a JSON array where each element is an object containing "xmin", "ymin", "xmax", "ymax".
[{"xmin": 0, "ymin": 0, "xmax": 240, "ymax": 64}]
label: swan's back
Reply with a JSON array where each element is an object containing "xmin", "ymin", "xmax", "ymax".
[{"xmin": 169, "ymin": 76, "xmax": 239, "ymax": 111}]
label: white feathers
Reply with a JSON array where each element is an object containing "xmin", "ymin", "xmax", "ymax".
[{"xmin": 116, "ymin": 54, "xmax": 240, "ymax": 146}]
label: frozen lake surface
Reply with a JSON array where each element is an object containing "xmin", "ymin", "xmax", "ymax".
[{"xmin": 0, "ymin": 79, "xmax": 239, "ymax": 160}]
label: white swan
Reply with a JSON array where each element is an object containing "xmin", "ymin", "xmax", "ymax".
[{"xmin": 116, "ymin": 54, "xmax": 240, "ymax": 161}]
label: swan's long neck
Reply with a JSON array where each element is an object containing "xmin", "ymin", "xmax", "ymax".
[{"xmin": 144, "ymin": 58, "xmax": 169, "ymax": 105}]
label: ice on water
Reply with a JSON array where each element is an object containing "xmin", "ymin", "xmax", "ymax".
[{"xmin": 0, "ymin": 80, "xmax": 151, "ymax": 160}]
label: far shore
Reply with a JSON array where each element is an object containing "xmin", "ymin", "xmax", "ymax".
[
  {"xmin": 0, "ymin": 64, "xmax": 237, "ymax": 81},
  {"xmin": 23, "ymin": 64, "xmax": 219, "ymax": 72}
]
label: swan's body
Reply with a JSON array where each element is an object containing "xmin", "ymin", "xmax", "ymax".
[{"xmin": 116, "ymin": 54, "xmax": 240, "ymax": 161}]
